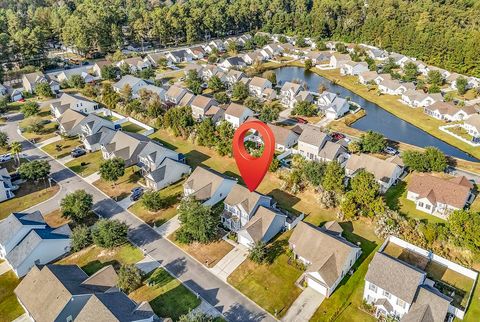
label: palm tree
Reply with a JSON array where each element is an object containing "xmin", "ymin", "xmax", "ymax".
[{"xmin": 10, "ymin": 141, "xmax": 22, "ymax": 166}]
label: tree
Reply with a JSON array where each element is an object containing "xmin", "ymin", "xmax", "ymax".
[
  {"xmin": 259, "ymin": 101, "xmax": 281, "ymax": 123},
  {"xmin": 69, "ymin": 74, "xmax": 85, "ymax": 88},
  {"xmin": 232, "ymin": 82, "xmax": 249, "ymax": 101},
  {"xmin": 138, "ymin": 67, "xmax": 154, "ymax": 79},
  {"xmin": 456, "ymin": 76, "xmax": 468, "ymax": 95},
  {"xmin": 335, "ymin": 43, "xmax": 347, "ymax": 53},
  {"xmin": 428, "ymin": 85, "xmax": 441, "ymax": 94},
  {"xmin": 179, "ymin": 312, "xmax": 214, "ymax": 322},
  {"xmin": 18, "ymin": 160, "xmax": 50, "ymax": 181},
  {"xmin": 141, "ymin": 191, "xmax": 165, "ymax": 212},
  {"xmin": 341, "ymin": 170, "xmax": 384, "ymax": 219},
  {"xmin": 21, "ymin": 101, "xmax": 39, "ymax": 117},
  {"xmin": 269, "ymin": 158, "xmax": 280, "ymax": 172},
  {"xmin": 61, "ymin": 190, "xmax": 93, "ymax": 221},
  {"xmin": 0, "ymin": 97, "xmax": 8, "ymax": 114},
  {"xmin": 382, "ymin": 58, "xmax": 398, "ymax": 74},
  {"xmin": 303, "ymin": 161, "xmax": 326, "ymax": 187},
  {"xmin": 196, "ymin": 118, "xmax": 216, "ymax": 147},
  {"xmin": 214, "ymin": 91, "xmax": 229, "ymax": 104},
  {"xmin": 264, "ymin": 71, "xmax": 277, "ymax": 86},
  {"xmin": 359, "ymin": 131, "xmax": 386, "ymax": 153},
  {"xmin": 248, "ymin": 241, "xmax": 267, "ymax": 263},
  {"xmin": 176, "ymin": 198, "xmax": 219, "ymax": 244},
  {"xmin": 402, "ymin": 147, "xmax": 447, "ymax": 172},
  {"xmin": 101, "ymin": 65, "xmax": 117, "ymax": 80},
  {"xmin": 10, "ymin": 141, "xmax": 22, "ymax": 165},
  {"xmin": 208, "ymin": 75, "xmax": 225, "ymax": 92},
  {"xmin": 424, "ymin": 147, "xmax": 448, "ymax": 172},
  {"xmin": 117, "ymin": 264, "xmax": 142, "ymax": 294},
  {"xmin": 304, "ymin": 58, "xmax": 313, "ymax": 70},
  {"xmin": 292, "ymin": 101, "xmax": 317, "ymax": 117},
  {"xmin": 186, "ymin": 70, "xmax": 203, "ymax": 95},
  {"xmin": 91, "ymin": 219, "xmax": 128, "ymax": 248},
  {"xmin": 278, "ymin": 35, "xmax": 288, "ymax": 44},
  {"xmin": 315, "ymin": 40, "xmax": 327, "ymax": 50},
  {"xmin": 365, "ymin": 57, "xmax": 376, "ymax": 71},
  {"xmin": 244, "ymin": 97, "xmax": 262, "ymax": 113},
  {"xmin": 0, "ymin": 131, "xmax": 8, "ymax": 148},
  {"xmin": 163, "ymin": 105, "xmax": 195, "ymax": 138},
  {"xmin": 427, "ymin": 70, "xmax": 443, "ymax": 86},
  {"xmin": 448, "ymin": 210, "xmax": 480, "ymax": 254},
  {"xmin": 227, "ymin": 41, "xmax": 238, "ymax": 54},
  {"xmin": 71, "ymin": 225, "xmax": 92, "ymax": 252},
  {"xmin": 35, "ymin": 82, "xmax": 53, "ymax": 97},
  {"xmin": 322, "ymin": 161, "xmax": 345, "ymax": 193},
  {"xmin": 403, "ymin": 62, "xmax": 418, "ymax": 82},
  {"xmin": 296, "ymin": 37, "xmax": 307, "ymax": 48},
  {"xmin": 215, "ymin": 121, "xmax": 234, "ymax": 156},
  {"xmin": 99, "ymin": 158, "xmax": 125, "ymax": 186}
]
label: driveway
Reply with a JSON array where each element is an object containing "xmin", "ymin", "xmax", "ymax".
[
  {"xmin": 281, "ymin": 287, "xmax": 325, "ymax": 322},
  {"xmin": 154, "ymin": 215, "xmax": 181, "ymax": 237},
  {"xmin": 210, "ymin": 244, "xmax": 249, "ymax": 281},
  {"xmin": 2, "ymin": 114, "xmax": 275, "ymax": 322},
  {"xmin": 0, "ymin": 261, "xmax": 11, "ymax": 276}
]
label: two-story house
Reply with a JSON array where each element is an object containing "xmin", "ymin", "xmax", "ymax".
[
  {"xmin": 225, "ymin": 70, "xmax": 247, "ymax": 88},
  {"xmin": 0, "ymin": 168, "xmax": 16, "ymax": 202},
  {"xmin": 22, "ymin": 71, "xmax": 59, "ymax": 94},
  {"xmin": 237, "ymin": 206, "xmax": 287, "ymax": 248},
  {"xmin": 289, "ymin": 221, "xmax": 361, "ymax": 297},
  {"xmin": 340, "ymin": 61, "xmax": 369, "ymax": 76},
  {"xmin": 266, "ymin": 123, "xmax": 299, "ymax": 151},
  {"xmin": 112, "ymin": 75, "xmax": 148, "ymax": 98},
  {"xmin": 165, "ymin": 85, "xmax": 188, "ymax": 105},
  {"xmin": 221, "ymin": 183, "xmax": 273, "ymax": 231},
  {"xmin": 401, "ymin": 90, "xmax": 442, "ymax": 108},
  {"xmin": 297, "ymin": 126, "xmax": 330, "ymax": 161},
  {"xmin": 248, "ymin": 77, "xmax": 272, "ymax": 98},
  {"xmin": 50, "ymin": 93, "xmax": 99, "ymax": 118},
  {"xmin": 79, "ymin": 115, "xmax": 116, "ymax": 150},
  {"xmin": 224, "ymin": 103, "xmax": 254, "ymax": 128},
  {"xmin": 116, "ymin": 57, "xmax": 151, "ymax": 73},
  {"xmin": 280, "ymin": 82, "xmax": 303, "ymax": 108},
  {"xmin": 190, "ymin": 95, "xmax": 217, "ymax": 120},
  {"xmin": 183, "ymin": 166, "xmax": 236, "ymax": 206}
]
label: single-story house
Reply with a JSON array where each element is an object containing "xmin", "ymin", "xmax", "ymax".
[
  {"xmin": 463, "ymin": 114, "xmax": 480, "ymax": 138},
  {"xmin": 424, "ymin": 102, "xmax": 477, "ymax": 122},
  {"xmin": 378, "ymin": 79, "xmax": 413, "ymax": 96},
  {"xmin": 112, "ymin": 75, "xmax": 148, "ymax": 98},
  {"xmin": 218, "ymin": 56, "xmax": 247, "ymax": 70},
  {"xmin": 116, "ymin": 57, "xmax": 151, "ymax": 73},
  {"xmin": 340, "ymin": 61, "xmax": 369, "ymax": 76},
  {"xmin": 358, "ymin": 71, "xmax": 380, "ymax": 85},
  {"xmin": 401, "ymin": 90, "xmax": 442, "ymax": 108},
  {"xmin": 329, "ymin": 53, "xmax": 351, "ymax": 68}
]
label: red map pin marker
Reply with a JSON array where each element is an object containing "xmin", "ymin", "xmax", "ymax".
[{"xmin": 233, "ymin": 120, "xmax": 275, "ymax": 192}]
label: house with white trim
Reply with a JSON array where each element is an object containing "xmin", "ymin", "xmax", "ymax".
[
  {"xmin": 401, "ymin": 90, "xmax": 442, "ymax": 108},
  {"xmin": 50, "ymin": 93, "xmax": 99, "ymax": 118},
  {"xmin": 237, "ymin": 206, "xmax": 286, "ymax": 248},
  {"xmin": 183, "ymin": 166, "xmax": 236, "ymax": 206},
  {"xmin": 340, "ymin": 61, "xmax": 369, "ymax": 76},
  {"xmin": 248, "ymin": 77, "xmax": 272, "ymax": 98},
  {"xmin": 0, "ymin": 168, "xmax": 16, "ymax": 202},
  {"xmin": 224, "ymin": 103, "xmax": 254, "ymax": 128}
]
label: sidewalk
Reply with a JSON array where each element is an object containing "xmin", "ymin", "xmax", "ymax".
[
  {"xmin": 84, "ymin": 171, "xmax": 101, "ymax": 184},
  {"xmin": 154, "ymin": 215, "xmax": 180, "ymax": 237},
  {"xmin": 35, "ymin": 135, "xmax": 61, "ymax": 148},
  {"xmin": 210, "ymin": 244, "xmax": 248, "ymax": 281},
  {"xmin": 0, "ymin": 261, "xmax": 11, "ymax": 276},
  {"xmin": 118, "ymin": 196, "xmax": 135, "ymax": 210}
]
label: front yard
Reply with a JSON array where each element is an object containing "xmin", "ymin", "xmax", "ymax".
[
  {"xmin": 19, "ymin": 107, "xmax": 58, "ymax": 143},
  {"xmin": 64, "ymin": 150, "xmax": 104, "ymax": 177},
  {"xmin": 129, "ymin": 268, "xmax": 201, "ymax": 320},
  {"xmin": 129, "ymin": 180, "xmax": 184, "ymax": 227},
  {"xmin": 93, "ymin": 167, "xmax": 143, "ymax": 200},
  {"xmin": 0, "ymin": 270, "xmax": 24, "ymax": 322},
  {"xmin": 42, "ymin": 136, "xmax": 81, "ymax": 159},
  {"xmin": 57, "ymin": 244, "xmax": 144, "ymax": 275},
  {"xmin": 0, "ymin": 182, "xmax": 59, "ymax": 219}
]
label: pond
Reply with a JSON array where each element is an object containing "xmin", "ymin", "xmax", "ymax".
[{"xmin": 274, "ymin": 66, "xmax": 478, "ymax": 162}]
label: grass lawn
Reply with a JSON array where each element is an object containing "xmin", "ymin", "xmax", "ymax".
[
  {"xmin": 0, "ymin": 270, "xmax": 24, "ymax": 322},
  {"xmin": 129, "ymin": 180, "xmax": 184, "ymax": 227},
  {"xmin": 129, "ymin": 268, "xmax": 201, "ymax": 320},
  {"xmin": 42, "ymin": 137, "xmax": 81, "ymax": 159},
  {"xmin": 93, "ymin": 167, "xmax": 143, "ymax": 200},
  {"xmin": 228, "ymin": 234, "xmax": 304, "ymax": 318},
  {"xmin": 19, "ymin": 107, "xmax": 58, "ymax": 143},
  {"xmin": 121, "ymin": 121, "xmax": 145, "ymax": 133},
  {"xmin": 0, "ymin": 158, "xmax": 28, "ymax": 173},
  {"xmin": 446, "ymin": 125, "xmax": 475, "ymax": 142},
  {"xmin": 57, "ymin": 244, "xmax": 144, "ymax": 275},
  {"xmin": 0, "ymin": 182, "xmax": 59, "ymax": 219},
  {"xmin": 465, "ymin": 283, "xmax": 480, "ymax": 322},
  {"xmin": 43, "ymin": 209, "xmax": 71, "ymax": 228},
  {"xmin": 64, "ymin": 150, "xmax": 104, "ymax": 177},
  {"xmin": 169, "ymin": 233, "xmax": 234, "ymax": 268}
]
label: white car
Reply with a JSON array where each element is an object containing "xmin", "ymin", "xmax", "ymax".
[{"xmin": 0, "ymin": 153, "xmax": 12, "ymax": 163}]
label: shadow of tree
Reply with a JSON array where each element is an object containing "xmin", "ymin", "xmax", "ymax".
[
  {"xmin": 265, "ymin": 238, "xmax": 288, "ymax": 264},
  {"xmin": 82, "ymin": 259, "xmax": 120, "ymax": 275},
  {"xmin": 384, "ymin": 181, "xmax": 407, "ymax": 211},
  {"xmin": 266, "ymin": 189, "xmax": 302, "ymax": 215},
  {"xmin": 185, "ymin": 149, "xmax": 210, "ymax": 167},
  {"xmin": 151, "ymin": 137, "xmax": 178, "ymax": 151}
]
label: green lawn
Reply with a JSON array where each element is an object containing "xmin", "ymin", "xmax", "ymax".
[
  {"xmin": 0, "ymin": 270, "xmax": 24, "ymax": 322},
  {"xmin": 228, "ymin": 233, "xmax": 304, "ymax": 318},
  {"xmin": 129, "ymin": 268, "xmax": 201, "ymax": 320},
  {"xmin": 19, "ymin": 107, "xmax": 58, "ymax": 143},
  {"xmin": 121, "ymin": 121, "xmax": 145, "ymax": 133},
  {"xmin": 64, "ymin": 150, "xmax": 104, "ymax": 177},
  {"xmin": 129, "ymin": 180, "xmax": 184, "ymax": 226},
  {"xmin": 93, "ymin": 167, "xmax": 143, "ymax": 200},
  {"xmin": 57, "ymin": 244, "xmax": 144, "ymax": 275},
  {"xmin": 42, "ymin": 137, "xmax": 81, "ymax": 159},
  {"xmin": 0, "ymin": 182, "xmax": 60, "ymax": 219}
]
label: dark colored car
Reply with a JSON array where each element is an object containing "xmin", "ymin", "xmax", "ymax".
[
  {"xmin": 293, "ymin": 117, "xmax": 308, "ymax": 124},
  {"xmin": 71, "ymin": 148, "xmax": 86, "ymax": 158},
  {"xmin": 130, "ymin": 187, "xmax": 144, "ymax": 201},
  {"xmin": 331, "ymin": 132, "xmax": 346, "ymax": 141}
]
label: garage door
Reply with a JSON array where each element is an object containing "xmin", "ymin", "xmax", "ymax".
[{"xmin": 307, "ymin": 276, "xmax": 328, "ymax": 296}]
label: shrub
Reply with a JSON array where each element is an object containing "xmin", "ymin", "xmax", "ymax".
[
  {"xmin": 91, "ymin": 219, "xmax": 128, "ymax": 248},
  {"xmin": 141, "ymin": 191, "xmax": 165, "ymax": 212},
  {"xmin": 117, "ymin": 264, "xmax": 142, "ymax": 294},
  {"xmin": 71, "ymin": 225, "xmax": 92, "ymax": 252}
]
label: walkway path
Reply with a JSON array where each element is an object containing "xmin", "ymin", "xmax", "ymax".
[
  {"xmin": 35, "ymin": 135, "xmax": 61, "ymax": 148},
  {"xmin": 210, "ymin": 244, "xmax": 249, "ymax": 282},
  {"xmin": 281, "ymin": 287, "xmax": 324, "ymax": 322},
  {"xmin": 84, "ymin": 171, "xmax": 101, "ymax": 184},
  {"xmin": 154, "ymin": 215, "xmax": 181, "ymax": 237},
  {"xmin": 117, "ymin": 196, "xmax": 136, "ymax": 210}
]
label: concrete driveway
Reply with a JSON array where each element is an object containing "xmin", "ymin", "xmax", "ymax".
[
  {"xmin": 282, "ymin": 287, "xmax": 325, "ymax": 322},
  {"xmin": 210, "ymin": 244, "xmax": 248, "ymax": 281}
]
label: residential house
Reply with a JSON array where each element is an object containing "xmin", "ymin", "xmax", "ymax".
[
  {"xmin": 406, "ymin": 173, "xmax": 473, "ymax": 219},
  {"xmin": 400, "ymin": 59, "xmax": 428, "ymax": 75},
  {"xmin": 204, "ymin": 105, "xmax": 225, "ymax": 124},
  {"xmin": 463, "ymin": 114, "xmax": 480, "ymax": 138},
  {"xmin": 374, "ymin": 73, "xmax": 392, "ymax": 85},
  {"xmin": 82, "ymin": 126, "xmax": 117, "ymax": 152},
  {"xmin": 57, "ymin": 109, "xmax": 88, "ymax": 136},
  {"xmin": 307, "ymin": 51, "xmax": 331, "ymax": 64},
  {"xmin": 112, "ymin": 75, "xmax": 148, "ymax": 98},
  {"xmin": 140, "ymin": 84, "xmax": 166, "ymax": 101},
  {"xmin": 218, "ymin": 56, "xmax": 247, "ymax": 70},
  {"xmin": 319, "ymin": 96, "xmax": 350, "ymax": 120},
  {"xmin": 292, "ymin": 91, "xmax": 315, "ymax": 107},
  {"xmin": 0, "ymin": 168, "xmax": 16, "ymax": 202},
  {"xmin": 92, "ymin": 60, "xmax": 112, "ymax": 78},
  {"xmin": 166, "ymin": 50, "xmax": 192, "ymax": 64},
  {"xmin": 50, "ymin": 93, "xmax": 99, "ymax": 118},
  {"xmin": 204, "ymin": 40, "xmax": 225, "ymax": 53},
  {"xmin": 262, "ymin": 88, "xmax": 277, "ymax": 101},
  {"xmin": 199, "ymin": 64, "xmax": 220, "ymax": 81},
  {"xmin": 423, "ymin": 66, "xmax": 450, "ymax": 78},
  {"xmin": 263, "ymin": 44, "xmax": 283, "ymax": 57},
  {"xmin": 10, "ymin": 89, "xmax": 23, "ymax": 102},
  {"xmin": 378, "ymin": 79, "xmax": 413, "ymax": 96},
  {"xmin": 340, "ymin": 61, "xmax": 369, "ymax": 76},
  {"xmin": 345, "ymin": 153, "xmax": 404, "ymax": 193},
  {"xmin": 190, "ymin": 95, "xmax": 217, "ymax": 120},
  {"xmin": 266, "ymin": 123, "xmax": 299, "ymax": 151},
  {"xmin": 237, "ymin": 34, "xmax": 253, "ymax": 47},
  {"xmin": 297, "ymin": 126, "xmax": 330, "ymax": 160},
  {"xmin": 280, "ymin": 82, "xmax": 303, "ymax": 107},
  {"xmin": 424, "ymin": 102, "xmax": 477, "ymax": 122},
  {"xmin": 15, "ymin": 264, "xmax": 156, "ymax": 322},
  {"xmin": 318, "ymin": 141, "xmax": 348, "ymax": 163},
  {"xmin": 116, "ymin": 57, "xmax": 151, "ymax": 73},
  {"xmin": 358, "ymin": 71, "xmax": 379, "ymax": 85},
  {"xmin": 178, "ymin": 92, "xmax": 195, "ymax": 107},
  {"xmin": 54, "ymin": 66, "xmax": 95, "ymax": 84},
  {"xmin": 388, "ymin": 53, "xmax": 409, "ymax": 66},
  {"xmin": 365, "ymin": 48, "xmax": 389, "ymax": 61},
  {"xmin": 0, "ymin": 211, "xmax": 71, "ymax": 277},
  {"xmin": 22, "ymin": 72, "xmax": 59, "ymax": 94},
  {"xmin": 225, "ymin": 70, "xmax": 246, "ymax": 88},
  {"xmin": 401, "ymin": 90, "xmax": 442, "ymax": 108},
  {"xmin": 289, "ymin": 221, "xmax": 361, "ymax": 297},
  {"xmin": 329, "ymin": 53, "xmax": 351, "ymax": 68},
  {"xmin": 237, "ymin": 206, "xmax": 286, "ymax": 248},
  {"xmin": 248, "ymin": 77, "xmax": 272, "ymax": 98},
  {"xmin": 224, "ymin": 103, "xmax": 254, "ymax": 128},
  {"xmin": 317, "ymin": 91, "xmax": 338, "ymax": 106},
  {"xmin": 242, "ymin": 51, "xmax": 265, "ymax": 65},
  {"xmin": 183, "ymin": 166, "xmax": 236, "ymax": 206},
  {"xmin": 165, "ymin": 85, "xmax": 188, "ymax": 105},
  {"xmin": 222, "ymin": 183, "xmax": 273, "ymax": 231},
  {"xmin": 186, "ymin": 46, "xmax": 206, "ymax": 60},
  {"xmin": 144, "ymin": 53, "xmax": 168, "ymax": 67},
  {"xmin": 101, "ymin": 130, "xmax": 151, "ymax": 167}
]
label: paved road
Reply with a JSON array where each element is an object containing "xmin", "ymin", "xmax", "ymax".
[{"xmin": 2, "ymin": 112, "xmax": 275, "ymax": 322}]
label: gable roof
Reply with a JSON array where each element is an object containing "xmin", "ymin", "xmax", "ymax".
[
  {"xmin": 401, "ymin": 286, "xmax": 451, "ymax": 322},
  {"xmin": 184, "ymin": 167, "xmax": 231, "ymax": 201},
  {"xmin": 191, "ymin": 95, "xmax": 215, "ymax": 110},
  {"xmin": 241, "ymin": 206, "xmax": 284, "ymax": 243},
  {"xmin": 366, "ymin": 252, "xmax": 425, "ymax": 303},
  {"xmin": 113, "ymin": 75, "xmax": 145, "ymax": 90},
  {"xmin": 58, "ymin": 108, "xmax": 87, "ymax": 132},
  {"xmin": 267, "ymin": 123, "xmax": 298, "ymax": 146},
  {"xmin": 318, "ymin": 141, "xmax": 346, "ymax": 161},
  {"xmin": 225, "ymin": 102, "xmax": 251, "ymax": 118},
  {"xmin": 249, "ymin": 76, "xmax": 270, "ymax": 88},
  {"xmin": 346, "ymin": 153, "xmax": 402, "ymax": 184},
  {"xmin": 298, "ymin": 125, "xmax": 328, "ymax": 147},
  {"xmin": 280, "ymin": 81, "xmax": 302, "ymax": 93},
  {"xmin": 0, "ymin": 211, "xmax": 45, "ymax": 246},
  {"xmin": 224, "ymin": 183, "xmax": 269, "ymax": 214},
  {"xmin": 289, "ymin": 221, "xmax": 360, "ymax": 287},
  {"xmin": 407, "ymin": 173, "xmax": 472, "ymax": 208},
  {"xmin": 103, "ymin": 131, "xmax": 151, "ymax": 166}
]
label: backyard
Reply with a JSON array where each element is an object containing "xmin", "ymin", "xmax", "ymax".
[
  {"xmin": 0, "ymin": 270, "xmax": 24, "ymax": 322},
  {"xmin": 64, "ymin": 150, "xmax": 104, "ymax": 177},
  {"xmin": 121, "ymin": 121, "xmax": 145, "ymax": 133}
]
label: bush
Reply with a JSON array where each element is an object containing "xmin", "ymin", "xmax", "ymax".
[
  {"xmin": 20, "ymin": 101, "xmax": 40, "ymax": 118},
  {"xmin": 117, "ymin": 264, "xmax": 142, "ymax": 294},
  {"xmin": 35, "ymin": 82, "xmax": 54, "ymax": 97},
  {"xmin": 71, "ymin": 225, "xmax": 92, "ymax": 252},
  {"xmin": 318, "ymin": 190, "xmax": 338, "ymax": 209},
  {"xmin": 292, "ymin": 101, "xmax": 317, "ymax": 117},
  {"xmin": 248, "ymin": 241, "xmax": 267, "ymax": 264},
  {"xmin": 60, "ymin": 190, "xmax": 93, "ymax": 222},
  {"xmin": 269, "ymin": 158, "xmax": 280, "ymax": 172},
  {"xmin": 141, "ymin": 191, "xmax": 165, "ymax": 212},
  {"xmin": 176, "ymin": 198, "xmax": 219, "ymax": 244},
  {"xmin": 178, "ymin": 312, "xmax": 214, "ymax": 322},
  {"xmin": 91, "ymin": 219, "xmax": 128, "ymax": 248}
]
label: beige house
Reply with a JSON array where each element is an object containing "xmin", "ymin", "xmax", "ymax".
[
  {"xmin": 267, "ymin": 123, "xmax": 299, "ymax": 151},
  {"xmin": 248, "ymin": 77, "xmax": 272, "ymax": 98},
  {"xmin": 183, "ymin": 166, "xmax": 236, "ymax": 206},
  {"xmin": 190, "ymin": 95, "xmax": 217, "ymax": 120},
  {"xmin": 224, "ymin": 103, "xmax": 254, "ymax": 128},
  {"xmin": 237, "ymin": 206, "xmax": 287, "ymax": 248}
]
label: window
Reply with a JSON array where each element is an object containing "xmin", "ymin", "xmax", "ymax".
[
  {"xmin": 418, "ymin": 202, "xmax": 424, "ymax": 207},
  {"xmin": 425, "ymin": 204, "xmax": 431, "ymax": 210},
  {"xmin": 397, "ymin": 298, "xmax": 406, "ymax": 309},
  {"xmin": 369, "ymin": 283, "xmax": 377, "ymax": 292},
  {"xmin": 383, "ymin": 290, "xmax": 391, "ymax": 299}
]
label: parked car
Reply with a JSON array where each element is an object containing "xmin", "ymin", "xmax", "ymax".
[
  {"xmin": 130, "ymin": 187, "xmax": 144, "ymax": 201},
  {"xmin": 384, "ymin": 146, "xmax": 398, "ymax": 155},
  {"xmin": 0, "ymin": 153, "xmax": 12, "ymax": 163},
  {"xmin": 293, "ymin": 117, "xmax": 308, "ymax": 124},
  {"xmin": 71, "ymin": 148, "xmax": 86, "ymax": 158},
  {"xmin": 331, "ymin": 132, "xmax": 345, "ymax": 141}
]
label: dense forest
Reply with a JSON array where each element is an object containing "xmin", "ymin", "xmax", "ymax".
[{"xmin": 1, "ymin": 0, "xmax": 480, "ymax": 76}]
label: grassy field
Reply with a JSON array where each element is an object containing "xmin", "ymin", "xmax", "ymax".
[
  {"xmin": 19, "ymin": 107, "xmax": 58, "ymax": 143},
  {"xmin": 129, "ymin": 268, "xmax": 201, "ymax": 320},
  {"xmin": 122, "ymin": 121, "xmax": 145, "ymax": 133},
  {"xmin": 129, "ymin": 180, "xmax": 184, "ymax": 227},
  {"xmin": 0, "ymin": 183, "xmax": 59, "ymax": 219},
  {"xmin": 93, "ymin": 167, "xmax": 143, "ymax": 200},
  {"xmin": 57, "ymin": 244, "xmax": 144, "ymax": 275},
  {"xmin": 42, "ymin": 137, "xmax": 81, "ymax": 159},
  {"xmin": 64, "ymin": 150, "xmax": 104, "ymax": 177},
  {"xmin": 0, "ymin": 270, "xmax": 24, "ymax": 322}
]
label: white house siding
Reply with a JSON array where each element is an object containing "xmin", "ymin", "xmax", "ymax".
[
  {"xmin": 363, "ymin": 281, "xmax": 412, "ymax": 318},
  {"xmin": 202, "ymin": 179, "xmax": 236, "ymax": 207},
  {"xmin": 298, "ymin": 142, "xmax": 320, "ymax": 161},
  {"xmin": 0, "ymin": 225, "xmax": 45, "ymax": 257}
]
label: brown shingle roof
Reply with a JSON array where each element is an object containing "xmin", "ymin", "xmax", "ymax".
[
  {"xmin": 224, "ymin": 183, "xmax": 265, "ymax": 214},
  {"xmin": 346, "ymin": 153, "xmax": 402, "ymax": 183},
  {"xmin": 401, "ymin": 286, "xmax": 451, "ymax": 322},
  {"xmin": 250, "ymin": 76, "xmax": 270, "ymax": 88},
  {"xmin": 184, "ymin": 167, "xmax": 230, "ymax": 201},
  {"xmin": 242, "ymin": 206, "xmax": 282, "ymax": 243},
  {"xmin": 191, "ymin": 95, "xmax": 214, "ymax": 110},
  {"xmin": 267, "ymin": 123, "xmax": 297, "ymax": 146},
  {"xmin": 225, "ymin": 103, "xmax": 250, "ymax": 118},
  {"xmin": 298, "ymin": 125, "xmax": 328, "ymax": 147}
]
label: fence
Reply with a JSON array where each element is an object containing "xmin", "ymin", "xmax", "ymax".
[
  {"xmin": 439, "ymin": 124, "xmax": 480, "ymax": 147},
  {"xmin": 97, "ymin": 108, "xmax": 154, "ymax": 136}
]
